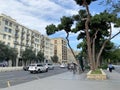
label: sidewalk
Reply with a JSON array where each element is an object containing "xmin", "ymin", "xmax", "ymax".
[{"xmin": 1, "ymin": 70, "xmax": 120, "ymax": 90}]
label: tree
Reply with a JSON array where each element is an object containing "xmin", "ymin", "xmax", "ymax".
[
  {"xmin": 46, "ymin": 0, "xmax": 120, "ymax": 71},
  {"xmin": 0, "ymin": 41, "xmax": 18, "ymax": 66},
  {"xmin": 22, "ymin": 48, "xmax": 36, "ymax": 65},
  {"xmin": 51, "ymin": 55, "xmax": 58, "ymax": 63},
  {"xmin": 73, "ymin": 0, "xmax": 120, "ymax": 70},
  {"xmin": 37, "ymin": 51, "xmax": 45, "ymax": 63},
  {"xmin": 0, "ymin": 42, "xmax": 7, "ymax": 61}
]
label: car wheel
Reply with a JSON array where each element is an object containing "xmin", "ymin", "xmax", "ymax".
[
  {"xmin": 30, "ymin": 71, "xmax": 33, "ymax": 73},
  {"xmin": 46, "ymin": 68, "xmax": 48, "ymax": 72},
  {"xmin": 38, "ymin": 69, "xmax": 41, "ymax": 73}
]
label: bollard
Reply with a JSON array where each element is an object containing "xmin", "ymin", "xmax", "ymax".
[{"xmin": 7, "ymin": 81, "xmax": 11, "ymax": 87}]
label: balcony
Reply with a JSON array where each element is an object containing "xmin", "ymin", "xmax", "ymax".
[
  {"xmin": 26, "ymin": 37, "xmax": 29, "ymax": 41},
  {"xmin": 27, "ymin": 32, "xmax": 30, "ymax": 36},
  {"xmin": 32, "ymin": 34, "xmax": 35, "ymax": 38},
  {"xmin": 31, "ymin": 44, "xmax": 34, "ymax": 48},
  {"xmin": 14, "ymin": 41, "xmax": 19, "ymax": 45},
  {"xmin": 26, "ymin": 44, "xmax": 29, "ymax": 47},
  {"xmin": 15, "ymin": 28, "xmax": 19, "ymax": 32},
  {"xmin": 15, "ymin": 34, "xmax": 19, "ymax": 38},
  {"xmin": 21, "ymin": 36, "xmax": 24, "ymax": 40},
  {"xmin": 21, "ymin": 42, "xmax": 24, "ymax": 46},
  {"xmin": 22, "ymin": 30, "xmax": 25, "ymax": 34},
  {"xmin": 31, "ymin": 39, "xmax": 34, "ymax": 43}
]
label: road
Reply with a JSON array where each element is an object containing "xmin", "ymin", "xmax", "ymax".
[
  {"xmin": 114, "ymin": 65, "xmax": 120, "ymax": 73},
  {"xmin": 0, "ymin": 67, "xmax": 68, "ymax": 89}
]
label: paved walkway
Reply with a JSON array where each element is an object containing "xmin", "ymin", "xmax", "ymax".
[{"xmin": 1, "ymin": 70, "xmax": 120, "ymax": 90}]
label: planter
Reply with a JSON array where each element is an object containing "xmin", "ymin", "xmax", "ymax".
[{"xmin": 87, "ymin": 69, "xmax": 107, "ymax": 80}]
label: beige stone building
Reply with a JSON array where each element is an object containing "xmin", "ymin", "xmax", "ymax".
[
  {"xmin": 51, "ymin": 38, "xmax": 67, "ymax": 64},
  {"xmin": 41, "ymin": 35, "xmax": 54, "ymax": 63},
  {"xmin": 0, "ymin": 14, "xmax": 54, "ymax": 66},
  {"xmin": 67, "ymin": 48, "xmax": 80, "ymax": 63}
]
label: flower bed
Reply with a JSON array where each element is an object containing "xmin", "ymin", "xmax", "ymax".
[{"xmin": 87, "ymin": 69, "xmax": 107, "ymax": 80}]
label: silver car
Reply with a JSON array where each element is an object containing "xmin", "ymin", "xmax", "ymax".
[{"xmin": 45, "ymin": 63, "xmax": 54, "ymax": 70}]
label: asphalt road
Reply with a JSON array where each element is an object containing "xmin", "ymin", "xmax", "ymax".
[{"xmin": 0, "ymin": 67, "xmax": 68, "ymax": 89}]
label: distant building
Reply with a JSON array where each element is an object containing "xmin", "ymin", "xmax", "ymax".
[
  {"xmin": 67, "ymin": 48, "xmax": 80, "ymax": 63},
  {"xmin": 51, "ymin": 38, "xmax": 67, "ymax": 64}
]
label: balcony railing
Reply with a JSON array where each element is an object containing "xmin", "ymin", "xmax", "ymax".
[
  {"xmin": 15, "ymin": 34, "xmax": 19, "ymax": 38},
  {"xmin": 26, "ymin": 44, "xmax": 29, "ymax": 47},
  {"xmin": 14, "ymin": 41, "xmax": 19, "ymax": 45},
  {"xmin": 15, "ymin": 28, "xmax": 19, "ymax": 32},
  {"xmin": 27, "ymin": 32, "xmax": 30, "ymax": 36},
  {"xmin": 21, "ymin": 42, "xmax": 24, "ymax": 46},
  {"xmin": 21, "ymin": 36, "xmax": 24, "ymax": 40},
  {"xmin": 22, "ymin": 30, "xmax": 25, "ymax": 34}
]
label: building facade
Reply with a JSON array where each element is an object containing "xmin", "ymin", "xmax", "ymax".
[
  {"xmin": 0, "ymin": 14, "xmax": 54, "ymax": 66},
  {"xmin": 51, "ymin": 38, "xmax": 67, "ymax": 64},
  {"xmin": 67, "ymin": 48, "xmax": 80, "ymax": 63}
]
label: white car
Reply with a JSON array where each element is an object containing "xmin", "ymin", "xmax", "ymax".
[
  {"xmin": 45, "ymin": 63, "xmax": 54, "ymax": 70},
  {"xmin": 28, "ymin": 63, "xmax": 48, "ymax": 73},
  {"xmin": 60, "ymin": 63, "xmax": 66, "ymax": 68}
]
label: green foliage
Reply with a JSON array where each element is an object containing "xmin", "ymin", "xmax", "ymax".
[
  {"xmin": 22, "ymin": 48, "xmax": 36, "ymax": 65},
  {"xmin": 74, "ymin": 0, "xmax": 97, "ymax": 5},
  {"xmin": 99, "ymin": 64, "xmax": 108, "ymax": 69},
  {"xmin": 0, "ymin": 41, "xmax": 17, "ymax": 62},
  {"xmin": 51, "ymin": 55, "xmax": 58, "ymax": 63},
  {"xmin": 46, "ymin": 24, "xmax": 57, "ymax": 35},
  {"xmin": 59, "ymin": 16, "xmax": 73, "ymax": 33},
  {"xmin": 37, "ymin": 51, "xmax": 45, "ymax": 63},
  {"xmin": 91, "ymin": 69, "xmax": 102, "ymax": 74}
]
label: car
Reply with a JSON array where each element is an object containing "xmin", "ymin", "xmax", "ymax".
[
  {"xmin": 45, "ymin": 63, "xmax": 54, "ymax": 70},
  {"xmin": 60, "ymin": 63, "xmax": 66, "ymax": 68},
  {"xmin": 23, "ymin": 65, "xmax": 29, "ymax": 71},
  {"xmin": 28, "ymin": 63, "xmax": 48, "ymax": 74}
]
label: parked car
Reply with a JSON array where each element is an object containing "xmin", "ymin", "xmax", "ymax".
[
  {"xmin": 23, "ymin": 65, "xmax": 29, "ymax": 71},
  {"xmin": 28, "ymin": 63, "xmax": 48, "ymax": 74},
  {"xmin": 45, "ymin": 63, "xmax": 54, "ymax": 70}
]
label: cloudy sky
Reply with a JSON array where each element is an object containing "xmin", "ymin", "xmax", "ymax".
[{"xmin": 0, "ymin": 0, "xmax": 120, "ymax": 50}]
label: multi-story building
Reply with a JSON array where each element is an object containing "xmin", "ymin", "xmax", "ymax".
[
  {"xmin": 51, "ymin": 38, "xmax": 67, "ymax": 64},
  {"xmin": 67, "ymin": 48, "xmax": 80, "ymax": 63},
  {"xmin": 0, "ymin": 14, "xmax": 54, "ymax": 66},
  {"xmin": 41, "ymin": 35, "xmax": 54, "ymax": 63}
]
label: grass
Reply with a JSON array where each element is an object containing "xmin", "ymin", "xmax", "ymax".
[{"xmin": 91, "ymin": 69, "xmax": 102, "ymax": 74}]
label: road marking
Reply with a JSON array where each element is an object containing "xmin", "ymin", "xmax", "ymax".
[{"xmin": 7, "ymin": 81, "xmax": 11, "ymax": 87}]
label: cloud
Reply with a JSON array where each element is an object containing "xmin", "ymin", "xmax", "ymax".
[
  {"xmin": 0, "ymin": 0, "xmax": 79, "ymax": 34},
  {"xmin": 0, "ymin": 0, "xmax": 120, "ymax": 49}
]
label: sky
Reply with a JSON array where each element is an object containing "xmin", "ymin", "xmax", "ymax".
[{"xmin": 0, "ymin": 0, "xmax": 120, "ymax": 50}]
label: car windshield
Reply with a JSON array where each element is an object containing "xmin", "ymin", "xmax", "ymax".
[
  {"xmin": 48, "ymin": 64, "xmax": 52, "ymax": 65},
  {"xmin": 29, "ymin": 64, "xmax": 36, "ymax": 66}
]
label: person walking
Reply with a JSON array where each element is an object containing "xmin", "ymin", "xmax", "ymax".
[
  {"xmin": 71, "ymin": 62, "xmax": 77, "ymax": 74},
  {"xmin": 108, "ymin": 63, "xmax": 113, "ymax": 72}
]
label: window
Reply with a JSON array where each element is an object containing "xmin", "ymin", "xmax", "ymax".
[
  {"xmin": 8, "ymin": 35, "xmax": 11, "ymax": 40},
  {"xmin": 8, "ymin": 28, "xmax": 12, "ymax": 33},
  {"xmin": 4, "ymin": 27, "xmax": 8, "ymax": 32},
  {"xmin": 3, "ymin": 34, "xmax": 6, "ymax": 39},
  {"xmin": 14, "ymin": 44, "xmax": 16, "ymax": 48},
  {"xmin": 9, "ymin": 22, "xmax": 12, "ymax": 27},
  {"xmin": 55, "ymin": 40, "xmax": 57, "ymax": 44},
  {"xmin": 7, "ymin": 42, "xmax": 10, "ymax": 46},
  {"xmin": 5, "ymin": 20, "xmax": 8, "ymax": 25}
]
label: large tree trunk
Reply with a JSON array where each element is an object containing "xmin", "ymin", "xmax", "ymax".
[{"xmin": 84, "ymin": 1, "xmax": 95, "ymax": 70}]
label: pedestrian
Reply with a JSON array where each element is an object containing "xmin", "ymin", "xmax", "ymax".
[
  {"xmin": 108, "ymin": 62, "xmax": 113, "ymax": 72},
  {"xmin": 71, "ymin": 62, "xmax": 77, "ymax": 74}
]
